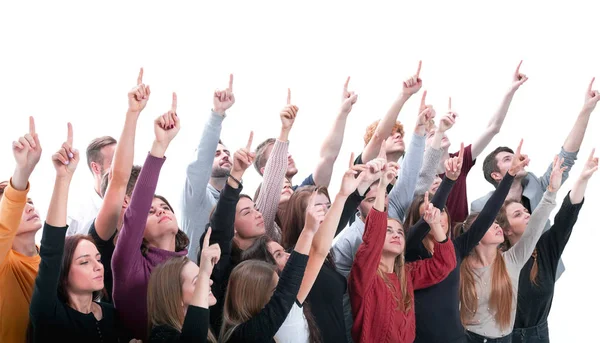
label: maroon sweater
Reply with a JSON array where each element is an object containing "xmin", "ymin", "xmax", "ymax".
[
  {"xmin": 349, "ymin": 209, "xmax": 456, "ymax": 343},
  {"xmin": 438, "ymin": 144, "xmax": 476, "ymax": 225}
]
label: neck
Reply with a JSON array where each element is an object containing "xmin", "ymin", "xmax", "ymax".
[
  {"xmin": 68, "ymin": 292, "xmax": 94, "ymax": 314},
  {"xmin": 93, "ymin": 177, "xmax": 102, "ymax": 197},
  {"xmin": 234, "ymin": 235, "xmax": 254, "ymax": 251},
  {"xmin": 508, "ymin": 232, "xmax": 522, "ymax": 248},
  {"xmin": 148, "ymin": 234, "xmax": 177, "ymax": 252},
  {"xmin": 472, "ymin": 243, "xmax": 498, "ymax": 267},
  {"xmin": 12, "ymin": 232, "xmax": 38, "ymax": 257},
  {"xmin": 209, "ymin": 176, "xmax": 227, "ymax": 192},
  {"xmin": 380, "ymin": 253, "xmax": 396, "ymax": 273},
  {"xmin": 506, "ymin": 177, "xmax": 525, "ymax": 201},
  {"xmin": 387, "ymin": 151, "xmax": 404, "ymax": 163}
]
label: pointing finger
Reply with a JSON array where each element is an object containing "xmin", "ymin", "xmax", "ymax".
[
  {"xmin": 137, "ymin": 67, "xmax": 144, "ymax": 85},
  {"xmin": 287, "ymin": 88, "xmax": 291, "ymax": 105},
  {"xmin": 29, "ymin": 116, "xmax": 36, "ymax": 135},
  {"xmin": 67, "ymin": 122, "xmax": 73, "ymax": 147},
  {"xmin": 416, "ymin": 60, "xmax": 422, "ymax": 78},
  {"xmin": 228, "ymin": 74, "xmax": 234, "ymax": 91},
  {"xmin": 246, "ymin": 131, "xmax": 254, "ymax": 151},
  {"xmin": 171, "ymin": 92, "xmax": 177, "ymax": 112}
]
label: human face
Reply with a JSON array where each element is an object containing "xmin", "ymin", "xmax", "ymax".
[
  {"xmin": 425, "ymin": 127, "xmax": 450, "ymax": 150},
  {"xmin": 418, "ymin": 202, "xmax": 450, "ymax": 237},
  {"xmin": 100, "ymin": 144, "xmax": 116, "ymax": 175},
  {"xmin": 493, "ymin": 151, "xmax": 527, "ymax": 182},
  {"xmin": 234, "ymin": 197, "xmax": 265, "ymax": 239},
  {"xmin": 313, "ymin": 193, "xmax": 331, "ymax": 217},
  {"xmin": 68, "ymin": 240, "xmax": 104, "ymax": 295},
  {"xmin": 16, "ymin": 198, "xmax": 43, "ymax": 235},
  {"xmin": 144, "ymin": 198, "xmax": 178, "ymax": 244},
  {"xmin": 286, "ymin": 153, "xmax": 298, "ymax": 178},
  {"xmin": 212, "ymin": 143, "xmax": 232, "ymax": 178},
  {"xmin": 267, "ymin": 241, "xmax": 290, "ymax": 272},
  {"xmin": 480, "ymin": 221, "xmax": 505, "ymax": 245},
  {"xmin": 181, "ymin": 261, "xmax": 216, "ymax": 309},
  {"xmin": 358, "ymin": 185, "xmax": 389, "ymax": 220},
  {"xmin": 504, "ymin": 202, "xmax": 530, "ymax": 238},
  {"xmin": 385, "ymin": 130, "xmax": 405, "ymax": 155},
  {"xmin": 279, "ymin": 179, "xmax": 294, "ymax": 204},
  {"xmin": 382, "ymin": 219, "xmax": 405, "ymax": 255}
]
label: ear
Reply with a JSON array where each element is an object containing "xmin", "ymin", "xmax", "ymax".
[
  {"xmin": 260, "ymin": 167, "xmax": 265, "ymax": 175},
  {"xmin": 491, "ymin": 171, "xmax": 503, "ymax": 183},
  {"xmin": 90, "ymin": 161, "xmax": 101, "ymax": 176}
]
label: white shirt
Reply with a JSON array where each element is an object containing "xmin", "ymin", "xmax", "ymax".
[
  {"xmin": 67, "ymin": 187, "xmax": 103, "ymax": 236},
  {"xmin": 274, "ymin": 302, "xmax": 310, "ymax": 343}
]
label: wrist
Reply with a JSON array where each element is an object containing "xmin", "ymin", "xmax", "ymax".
[
  {"xmin": 279, "ymin": 128, "xmax": 291, "ymax": 142},
  {"xmin": 150, "ymin": 141, "xmax": 168, "ymax": 158},
  {"xmin": 55, "ymin": 174, "xmax": 73, "ymax": 184},
  {"xmin": 126, "ymin": 109, "xmax": 141, "ymax": 117},
  {"xmin": 398, "ymin": 92, "xmax": 411, "ymax": 102},
  {"xmin": 212, "ymin": 108, "xmax": 226, "ymax": 116}
]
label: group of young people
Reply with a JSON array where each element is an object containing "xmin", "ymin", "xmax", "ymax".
[{"xmin": 0, "ymin": 62, "xmax": 598, "ymax": 343}]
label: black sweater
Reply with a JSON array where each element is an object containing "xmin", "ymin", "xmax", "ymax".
[
  {"xmin": 30, "ymin": 224, "xmax": 124, "ymax": 343},
  {"xmin": 407, "ymin": 173, "xmax": 514, "ymax": 343},
  {"xmin": 514, "ymin": 193, "xmax": 583, "ymax": 329},
  {"xmin": 149, "ymin": 305, "xmax": 210, "ymax": 343},
  {"xmin": 224, "ymin": 251, "xmax": 309, "ymax": 343}
]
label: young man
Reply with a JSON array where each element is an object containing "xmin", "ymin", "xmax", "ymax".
[
  {"xmin": 181, "ymin": 75, "xmax": 236, "ymax": 259},
  {"xmin": 471, "ymin": 78, "xmax": 600, "ymax": 279}
]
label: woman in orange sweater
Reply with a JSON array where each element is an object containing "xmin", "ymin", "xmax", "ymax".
[
  {"xmin": 0, "ymin": 117, "xmax": 44, "ymax": 343},
  {"xmin": 348, "ymin": 161, "xmax": 456, "ymax": 343}
]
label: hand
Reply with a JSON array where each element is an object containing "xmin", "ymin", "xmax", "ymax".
[
  {"xmin": 438, "ymin": 97, "xmax": 458, "ymax": 133},
  {"xmin": 583, "ymin": 77, "xmax": 600, "ymax": 111},
  {"xmin": 548, "ymin": 155, "xmax": 567, "ymax": 192},
  {"xmin": 416, "ymin": 90, "xmax": 436, "ymax": 127},
  {"xmin": 579, "ymin": 148, "xmax": 599, "ymax": 181},
  {"xmin": 422, "ymin": 192, "xmax": 441, "ymax": 227},
  {"xmin": 402, "ymin": 61, "xmax": 422, "ymax": 96},
  {"xmin": 339, "ymin": 153, "xmax": 368, "ymax": 197},
  {"xmin": 231, "ymin": 131, "xmax": 256, "ymax": 173},
  {"xmin": 509, "ymin": 60, "xmax": 528, "ymax": 93},
  {"xmin": 379, "ymin": 163, "xmax": 399, "ymax": 188},
  {"xmin": 52, "ymin": 123, "xmax": 80, "ymax": 178},
  {"xmin": 357, "ymin": 141, "xmax": 387, "ymax": 195},
  {"xmin": 199, "ymin": 228, "xmax": 221, "ymax": 277},
  {"xmin": 303, "ymin": 191, "xmax": 326, "ymax": 234},
  {"xmin": 127, "ymin": 68, "xmax": 151, "ymax": 113},
  {"xmin": 444, "ymin": 142, "xmax": 464, "ymax": 181},
  {"xmin": 13, "ymin": 116, "xmax": 42, "ymax": 174},
  {"xmin": 340, "ymin": 76, "xmax": 359, "ymax": 113},
  {"xmin": 508, "ymin": 139, "xmax": 530, "ymax": 176},
  {"xmin": 153, "ymin": 93, "xmax": 180, "ymax": 148},
  {"xmin": 213, "ymin": 74, "xmax": 235, "ymax": 115},
  {"xmin": 280, "ymin": 88, "xmax": 299, "ymax": 131}
]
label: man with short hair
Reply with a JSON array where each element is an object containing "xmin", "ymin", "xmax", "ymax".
[{"xmin": 67, "ymin": 135, "xmax": 116, "ymax": 235}]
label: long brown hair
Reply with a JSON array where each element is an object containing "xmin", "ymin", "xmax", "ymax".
[
  {"xmin": 496, "ymin": 200, "xmax": 539, "ymax": 285},
  {"xmin": 377, "ymin": 218, "xmax": 412, "ymax": 312},
  {"xmin": 58, "ymin": 235, "xmax": 105, "ymax": 303},
  {"xmin": 140, "ymin": 195, "xmax": 189, "ymax": 256},
  {"xmin": 241, "ymin": 236, "xmax": 322, "ymax": 343},
  {"xmin": 404, "ymin": 193, "xmax": 452, "ymax": 240},
  {"xmin": 220, "ymin": 260, "xmax": 278, "ymax": 342},
  {"xmin": 147, "ymin": 257, "xmax": 217, "ymax": 342},
  {"xmin": 459, "ymin": 213, "xmax": 513, "ymax": 330},
  {"xmin": 281, "ymin": 186, "xmax": 330, "ymax": 250}
]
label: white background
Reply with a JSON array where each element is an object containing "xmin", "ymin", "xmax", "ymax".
[{"xmin": 0, "ymin": 1, "xmax": 597, "ymax": 341}]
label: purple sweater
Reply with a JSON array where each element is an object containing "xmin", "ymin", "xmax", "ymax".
[{"xmin": 112, "ymin": 153, "xmax": 187, "ymax": 340}]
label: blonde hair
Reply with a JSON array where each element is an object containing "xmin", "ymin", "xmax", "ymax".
[{"xmin": 220, "ymin": 260, "xmax": 277, "ymax": 342}]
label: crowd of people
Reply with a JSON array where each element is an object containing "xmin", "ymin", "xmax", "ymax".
[{"xmin": 0, "ymin": 62, "xmax": 598, "ymax": 343}]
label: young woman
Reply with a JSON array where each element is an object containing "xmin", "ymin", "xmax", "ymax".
[
  {"xmin": 0, "ymin": 117, "xmax": 43, "ymax": 343},
  {"xmin": 501, "ymin": 150, "xmax": 597, "ymax": 342},
  {"xmin": 112, "ymin": 95, "xmax": 190, "ymax": 340},
  {"xmin": 220, "ymin": 158, "xmax": 367, "ymax": 342},
  {"xmin": 29, "ymin": 124, "xmax": 138, "ymax": 342},
  {"xmin": 348, "ymin": 160, "xmax": 456, "ymax": 343},
  {"xmin": 147, "ymin": 228, "xmax": 221, "ymax": 343},
  {"xmin": 404, "ymin": 141, "xmax": 526, "ymax": 343},
  {"xmin": 459, "ymin": 154, "xmax": 566, "ymax": 342}
]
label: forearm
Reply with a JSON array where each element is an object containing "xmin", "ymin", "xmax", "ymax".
[
  {"xmin": 563, "ymin": 108, "xmax": 592, "ymax": 153},
  {"xmin": 388, "ymin": 133, "xmax": 425, "ymax": 220},
  {"xmin": 11, "ymin": 166, "xmax": 33, "ymax": 191},
  {"xmin": 313, "ymin": 113, "xmax": 349, "ymax": 186},
  {"xmin": 293, "ymin": 230, "xmax": 315, "ymax": 256},
  {"xmin": 150, "ymin": 140, "xmax": 169, "ymax": 159},
  {"xmin": 569, "ymin": 178, "xmax": 588, "ymax": 204},
  {"xmin": 256, "ymin": 140, "xmax": 289, "ymax": 239},
  {"xmin": 0, "ymin": 180, "xmax": 29, "ymax": 265},
  {"xmin": 186, "ymin": 112, "xmax": 225, "ymax": 192},
  {"xmin": 192, "ymin": 272, "xmax": 212, "ymax": 309},
  {"xmin": 362, "ymin": 94, "xmax": 410, "ymax": 162},
  {"xmin": 279, "ymin": 126, "xmax": 292, "ymax": 142},
  {"xmin": 46, "ymin": 176, "xmax": 72, "ymax": 228},
  {"xmin": 415, "ymin": 147, "xmax": 444, "ymax": 195},
  {"xmin": 112, "ymin": 111, "xmax": 138, "ymax": 183},
  {"xmin": 486, "ymin": 90, "xmax": 516, "ymax": 132}
]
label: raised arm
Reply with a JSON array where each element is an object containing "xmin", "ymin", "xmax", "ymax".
[
  {"xmin": 562, "ymin": 78, "xmax": 599, "ymax": 153},
  {"xmin": 312, "ymin": 77, "xmax": 358, "ymax": 187},
  {"xmin": 256, "ymin": 93, "xmax": 297, "ymax": 241},
  {"xmin": 95, "ymin": 69, "xmax": 148, "ymax": 240},
  {"xmin": 0, "ymin": 117, "xmax": 41, "ymax": 266},
  {"xmin": 113, "ymin": 94, "xmax": 179, "ymax": 275},
  {"xmin": 471, "ymin": 61, "xmax": 528, "ymax": 158},
  {"xmin": 31, "ymin": 123, "xmax": 79, "ymax": 320},
  {"xmin": 361, "ymin": 61, "xmax": 423, "ymax": 163}
]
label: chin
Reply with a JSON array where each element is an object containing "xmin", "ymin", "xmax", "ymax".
[
  {"xmin": 208, "ymin": 293, "xmax": 217, "ymax": 306},
  {"xmin": 286, "ymin": 168, "xmax": 298, "ymax": 178}
]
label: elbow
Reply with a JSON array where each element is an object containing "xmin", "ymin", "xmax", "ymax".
[{"xmin": 488, "ymin": 125, "xmax": 501, "ymax": 136}]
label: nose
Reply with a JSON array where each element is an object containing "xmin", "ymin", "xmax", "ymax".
[
  {"xmin": 255, "ymin": 210, "xmax": 263, "ymax": 219},
  {"xmin": 25, "ymin": 203, "xmax": 35, "ymax": 213},
  {"xmin": 94, "ymin": 259, "xmax": 104, "ymax": 272},
  {"xmin": 156, "ymin": 208, "xmax": 165, "ymax": 217},
  {"xmin": 222, "ymin": 155, "xmax": 230, "ymax": 162}
]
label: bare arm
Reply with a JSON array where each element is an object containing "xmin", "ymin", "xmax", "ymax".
[
  {"xmin": 570, "ymin": 149, "xmax": 598, "ymax": 204},
  {"xmin": 562, "ymin": 78, "xmax": 599, "ymax": 153}
]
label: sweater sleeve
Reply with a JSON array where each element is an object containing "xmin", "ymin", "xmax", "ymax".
[
  {"xmin": 178, "ymin": 305, "xmax": 209, "ymax": 343},
  {"xmin": 410, "ymin": 239, "xmax": 456, "ymax": 290},
  {"xmin": 181, "ymin": 112, "xmax": 224, "ymax": 236},
  {"xmin": 453, "ymin": 173, "xmax": 514, "ymax": 257},
  {"xmin": 255, "ymin": 139, "xmax": 289, "ymax": 242},
  {"xmin": 336, "ymin": 190, "xmax": 365, "ymax": 236},
  {"xmin": 112, "ymin": 154, "xmax": 165, "ymax": 279},
  {"xmin": 0, "ymin": 179, "xmax": 29, "ymax": 266},
  {"xmin": 348, "ymin": 209, "xmax": 387, "ymax": 301},
  {"xmin": 414, "ymin": 146, "xmax": 445, "ymax": 195},
  {"xmin": 505, "ymin": 191, "xmax": 557, "ymax": 268},
  {"xmin": 538, "ymin": 148, "xmax": 578, "ymax": 191},
  {"xmin": 388, "ymin": 133, "xmax": 425, "ymax": 221},
  {"xmin": 404, "ymin": 176, "xmax": 456, "ymax": 253},
  {"xmin": 30, "ymin": 224, "xmax": 67, "ymax": 322},
  {"xmin": 227, "ymin": 251, "xmax": 309, "ymax": 343}
]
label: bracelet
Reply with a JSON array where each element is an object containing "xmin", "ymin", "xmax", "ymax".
[{"xmin": 227, "ymin": 173, "xmax": 242, "ymax": 186}]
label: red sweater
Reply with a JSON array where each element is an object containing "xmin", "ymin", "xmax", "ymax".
[{"xmin": 348, "ymin": 209, "xmax": 456, "ymax": 343}]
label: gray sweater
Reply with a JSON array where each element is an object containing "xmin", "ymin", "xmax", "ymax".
[
  {"xmin": 181, "ymin": 111, "xmax": 224, "ymax": 260},
  {"xmin": 465, "ymin": 190, "xmax": 557, "ymax": 338}
]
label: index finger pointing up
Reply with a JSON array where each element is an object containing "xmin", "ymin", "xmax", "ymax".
[
  {"xmin": 246, "ymin": 131, "xmax": 254, "ymax": 151},
  {"xmin": 424, "ymin": 190, "xmax": 429, "ymax": 207},
  {"xmin": 448, "ymin": 97, "xmax": 452, "ymax": 111},
  {"xmin": 515, "ymin": 138, "xmax": 524, "ymax": 156},
  {"xmin": 67, "ymin": 122, "xmax": 73, "ymax": 146},
  {"xmin": 348, "ymin": 152, "xmax": 355, "ymax": 168},
  {"xmin": 515, "ymin": 60, "xmax": 523, "ymax": 75},
  {"xmin": 420, "ymin": 90, "xmax": 428, "ymax": 109},
  {"xmin": 458, "ymin": 142, "xmax": 465, "ymax": 161},
  {"xmin": 137, "ymin": 68, "xmax": 144, "ymax": 85},
  {"xmin": 344, "ymin": 76, "xmax": 350, "ymax": 92},
  {"xmin": 171, "ymin": 92, "xmax": 178, "ymax": 112},
  {"xmin": 589, "ymin": 77, "xmax": 595, "ymax": 92},
  {"xmin": 287, "ymin": 88, "xmax": 291, "ymax": 105},
  {"xmin": 228, "ymin": 74, "xmax": 234, "ymax": 91},
  {"xmin": 29, "ymin": 116, "xmax": 36, "ymax": 134},
  {"xmin": 416, "ymin": 60, "xmax": 422, "ymax": 78},
  {"xmin": 203, "ymin": 227, "xmax": 212, "ymax": 250}
]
